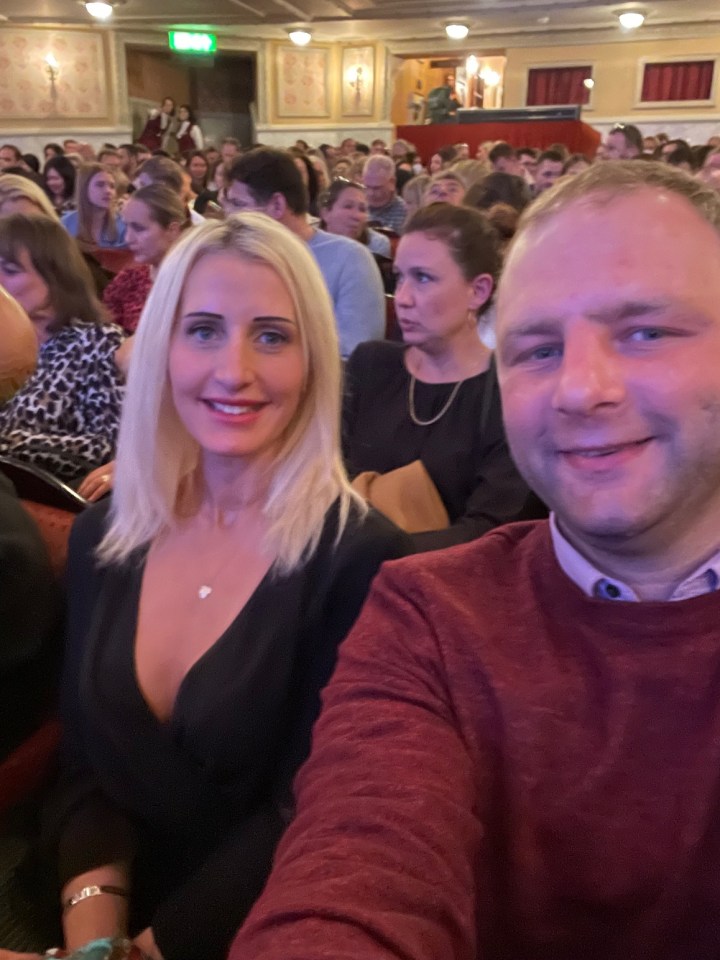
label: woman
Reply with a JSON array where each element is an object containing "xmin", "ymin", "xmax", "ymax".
[
  {"xmin": 185, "ymin": 149, "xmax": 209, "ymax": 195},
  {"xmin": 0, "ymin": 214, "xmax": 125, "ymax": 483},
  {"xmin": 401, "ymin": 173, "xmax": 431, "ymax": 224},
  {"xmin": 43, "ymin": 154, "xmax": 77, "ymax": 213},
  {"xmin": 37, "ymin": 214, "xmax": 407, "ymax": 960},
  {"xmin": 43, "ymin": 142, "xmax": 64, "ymax": 163},
  {"xmin": 175, "ymin": 104, "xmax": 204, "ymax": 153},
  {"xmin": 343, "ymin": 203, "xmax": 539, "ymax": 552},
  {"xmin": 0, "ymin": 174, "xmax": 58, "ymax": 218},
  {"xmin": 137, "ymin": 96, "xmax": 176, "ymax": 152},
  {"xmin": 103, "ymin": 184, "xmax": 189, "ymax": 334},
  {"xmin": 318, "ymin": 179, "xmax": 391, "ymax": 257},
  {"xmin": 194, "ymin": 158, "xmax": 225, "ymax": 217},
  {"xmin": 61, "ymin": 163, "xmax": 127, "ymax": 249}
]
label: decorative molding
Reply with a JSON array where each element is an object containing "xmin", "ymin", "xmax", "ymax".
[{"xmin": 275, "ymin": 45, "xmax": 330, "ymax": 118}]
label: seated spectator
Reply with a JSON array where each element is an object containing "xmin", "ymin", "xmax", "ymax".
[
  {"xmin": 194, "ymin": 158, "xmax": 226, "ymax": 217},
  {"xmin": 428, "ymin": 144, "xmax": 457, "ymax": 174},
  {"xmin": 225, "ymin": 148, "xmax": 385, "ymax": 359},
  {"xmin": 362, "ymin": 154, "xmax": 407, "ymax": 232},
  {"xmin": 220, "ymin": 136, "xmax": 242, "ymax": 172},
  {"xmin": 318, "ymin": 179, "xmax": 391, "ymax": 257},
  {"xmin": 36, "ymin": 214, "xmax": 407, "ymax": 960},
  {"xmin": 463, "ymin": 170, "xmax": 531, "ymax": 213},
  {"xmin": 517, "ymin": 145, "xmax": 538, "ymax": 178},
  {"xmin": 61, "ymin": 163, "xmax": 127, "ymax": 250},
  {"xmin": 533, "ymin": 148, "xmax": 565, "ymax": 194},
  {"xmin": 0, "ymin": 173, "xmax": 58, "ymax": 218},
  {"xmin": 0, "ymin": 215, "xmax": 125, "ymax": 483},
  {"xmin": 43, "ymin": 154, "xmax": 77, "ymax": 214},
  {"xmin": 103, "ymin": 184, "xmax": 189, "ymax": 334},
  {"xmin": 117, "ymin": 142, "xmax": 141, "ymax": 181},
  {"xmin": 186, "ymin": 149, "xmax": 209, "ymax": 195},
  {"xmin": 343, "ymin": 203, "xmax": 537, "ymax": 551},
  {"xmin": 0, "ymin": 471, "xmax": 61, "ymax": 760},
  {"xmin": 563, "ymin": 152, "xmax": 592, "ymax": 176},
  {"xmin": 401, "ymin": 173, "xmax": 431, "ymax": 223},
  {"xmin": 230, "ymin": 160, "xmax": 720, "ymax": 960},
  {"xmin": 422, "ymin": 171, "xmax": 466, "ymax": 206},
  {"xmin": 0, "ymin": 143, "xmax": 22, "ymax": 170},
  {"xmin": 488, "ymin": 141, "xmax": 522, "ymax": 175},
  {"xmin": 603, "ymin": 122, "xmax": 643, "ymax": 159},
  {"xmin": 43, "ymin": 142, "xmax": 64, "ymax": 163},
  {"xmin": 290, "ymin": 149, "xmax": 321, "ymax": 216},
  {"xmin": 698, "ymin": 147, "xmax": 720, "ymax": 188},
  {"xmin": 306, "ymin": 150, "xmax": 330, "ymax": 191},
  {"xmin": 656, "ymin": 138, "xmax": 694, "ymax": 172},
  {"xmin": 135, "ymin": 154, "xmax": 204, "ymax": 225}
]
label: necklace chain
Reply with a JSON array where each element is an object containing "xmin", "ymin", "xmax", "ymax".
[{"xmin": 407, "ymin": 375, "xmax": 464, "ymax": 427}]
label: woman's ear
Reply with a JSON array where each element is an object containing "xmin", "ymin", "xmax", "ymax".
[{"xmin": 469, "ymin": 273, "xmax": 494, "ymax": 311}]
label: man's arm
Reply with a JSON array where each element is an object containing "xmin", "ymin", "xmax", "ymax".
[
  {"xmin": 229, "ymin": 561, "xmax": 489, "ymax": 960},
  {"xmin": 332, "ymin": 243, "xmax": 386, "ymax": 359}
]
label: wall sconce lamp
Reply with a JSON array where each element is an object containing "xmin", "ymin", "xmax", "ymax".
[
  {"xmin": 44, "ymin": 53, "xmax": 60, "ymax": 83},
  {"xmin": 288, "ymin": 29, "xmax": 312, "ymax": 46}
]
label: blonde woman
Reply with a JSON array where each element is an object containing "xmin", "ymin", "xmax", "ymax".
[
  {"xmin": 42, "ymin": 214, "xmax": 407, "ymax": 960},
  {"xmin": 61, "ymin": 162, "xmax": 127, "ymax": 249},
  {"xmin": 0, "ymin": 172, "xmax": 58, "ymax": 218}
]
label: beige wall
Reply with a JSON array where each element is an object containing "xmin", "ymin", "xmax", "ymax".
[
  {"xmin": 125, "ymin": 48, "xmax": 190, "ymax": 106},
  {"xmin": 390, "ymin": 58, "xmax": 447, "ymax": 126},
  {"xmin": 503, "ymin": 34, "xmax": 720, "ymax": 119}
]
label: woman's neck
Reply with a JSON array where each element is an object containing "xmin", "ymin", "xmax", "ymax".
[{"xmin": 406, "ymin": 326, "xmax": 491, "ymax": 384}]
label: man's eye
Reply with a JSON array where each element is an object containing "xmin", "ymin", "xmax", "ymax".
[{"xmin": 627, "ymin": 327, "xmax": 666, "ymax": 342}]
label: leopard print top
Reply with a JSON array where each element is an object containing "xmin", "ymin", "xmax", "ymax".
[{"xmin": 0, "ymin": 319, "xmax": 126, "ymax": 484}]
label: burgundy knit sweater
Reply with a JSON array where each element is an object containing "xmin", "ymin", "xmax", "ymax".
[{"xmin": 231, "ymin": 520, "xmax": 720, "ymax": 960}]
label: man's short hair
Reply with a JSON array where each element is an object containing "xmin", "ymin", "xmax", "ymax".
[
  {"xmin": 0, "ymin": 144, "xmax": 22, "ymax": 162},
  {"xmin": 228, "ymin": 147, "xmax": 308, "ymax": 215},
  {"xmin": 536, "ymin": 149, "xmax": 565, "ymax": 166},
  {"xmin": 610, "ymin": 123, "xmax": 643, "ymax": 156},
  {"xmin": 138, "ymin": 156, "xmax": 184, "ymax": 193},
  {"xmin": 222, "ymin": 137, "xmax": 241, "ymax": 148},
  {"xmin": 514, "ymin": 160, "xmax": 720, "ymax": 246},
  {"xmin": 362, "ymin": 154, "xmax": 396, "ymax": 181},
  {"xmin": 489, "ymin": 141, "xmax": 517, "ymax": 165},
  {"xmin": 437, "ymin": 145, "xmax": 458, "ymax": 165}
]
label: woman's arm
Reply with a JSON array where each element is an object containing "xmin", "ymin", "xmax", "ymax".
[
  {"xmin": 191, "ymin": 126, "xmax": 204, "ymax": 150},
  {"xmin": 62, "ymin": 863, "xmax": 130, "ymax": 951}
]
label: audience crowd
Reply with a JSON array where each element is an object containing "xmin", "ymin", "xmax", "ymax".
[{"xmin": 2, "ymin": 113, "xmax": 720, "ymax": 960}]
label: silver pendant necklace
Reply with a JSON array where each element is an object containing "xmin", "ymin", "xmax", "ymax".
[
  {"xmin": 407, "ymin": 375, "xmax": 464, "ymax": 427},
  {"xmin": 198, "ymin": 585, "xmax": 213, "ymax": 600}
]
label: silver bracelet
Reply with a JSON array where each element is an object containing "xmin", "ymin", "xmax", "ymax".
[{"xmin": 62, "ymin": 884, "xmax": 129, "ymax": 912}]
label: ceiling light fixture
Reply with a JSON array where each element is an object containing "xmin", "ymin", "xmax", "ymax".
[
  {"xmin": 288, "ymin": 29, "xmax": 312, "ymax": 45},
  {"xmin": 617, "ymin": 10, "xmax": 645, "ymax": 29},
  {"xmin": 445, "ymin": 23, "xmax": 469, "ymax": 41},
  {"xmin": 85, "ymin": 1, "xmax": 114, "ymax": 18},
  {"xmin": 583, "ymin": 77, "xmax": 595, "ymax": 89}
]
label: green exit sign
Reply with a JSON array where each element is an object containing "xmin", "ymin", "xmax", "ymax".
[{"xmin": 168, "ymin": 31, "xmax": 217, "ymax": 54}]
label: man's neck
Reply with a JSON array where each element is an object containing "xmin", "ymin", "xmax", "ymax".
[
  {"xmin": 284, "ymin": 211, "xmax": 314, "ymax": 243},
  {"xmin": 557, "ymin": 516, "xmax": 720, "ymax": 602}
]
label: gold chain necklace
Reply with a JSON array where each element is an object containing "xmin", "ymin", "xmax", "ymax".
[{"xmin": 407, "ymin": 375, "xmax": 464, "ymax": 427}]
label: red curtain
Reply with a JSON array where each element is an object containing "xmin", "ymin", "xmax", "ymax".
[
  {"xmin": 641, "ymin": 60, "xmax": 714, "ymax": 101},
  {"xmin": 527, "ymin": 66, "xmax": 592, "ymax": 106}
]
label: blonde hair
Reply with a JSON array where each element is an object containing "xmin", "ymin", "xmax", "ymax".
[
  {"xmin": 99, "ymin": 212, "xmax": 365, "ymax": 572},
  {"xmin": 75, "ymin": 162, "xmax": 119, "ymax": 247},
  {"xmin": 0, "ymin": 173, "xmax": 57, "ymax": 219}
]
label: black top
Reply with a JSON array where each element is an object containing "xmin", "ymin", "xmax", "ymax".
[
  {"xmin": 0, "ymin": 473, "xmax": 61, "ymax": 757},
  {"xmin": 45, "ymin": 498, "xmax": 408, "ymax": 960},
  {"xmin": 343, "ymin": 340, "xmax": 541, "ymax": 552}
]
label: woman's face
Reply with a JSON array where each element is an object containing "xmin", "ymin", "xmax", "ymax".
[
  {"xmin": 87, "ymin": 171, "xmax": 116, "ymax": 210},
  {"xmin": 0, "ymin": 247, "xmax": 51, "ymax": 322},
  {"xmin": 393, "ymin": 231, "xmax": 490, "ymax": 348},
  {"xmin": 179, "ymin": 106, "xmax": 190, "ymax": 122},
  {"xmin": 124, "ymin": 198, "xmax": 179, "ymax": 267},
  {"xmin": 162, "ymin": 97, "xmax": 175, "ymax": 114},
  {"xmin": 169, "ymin": 252, "xmax": 305, "ymax": 467},
  {"xmin": 322, "ymin": 186, "xmax": 368, "ymax": 240},
  {"xmin": 429, "ymin": 153, "xmax": 443, "ymax": 174},
  {"xmin": 46, "ymin": 168, "xmax": 65, "ymax": 197},
  {"xmin": 189, "ymin": 155, "xmax": 208, "ymax": 181}
]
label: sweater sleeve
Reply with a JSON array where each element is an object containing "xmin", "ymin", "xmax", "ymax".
[
  {"xmin": 229, "ymin": 560, "xmax": 486, "ymax": 960},
  {"xmin": 333, "ymin": 244, "xmax": 385, "ymax": 359}
]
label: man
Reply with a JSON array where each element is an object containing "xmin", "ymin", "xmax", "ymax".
[
  {"xmin": 362, "ymin": 154, "xmax": 407, "ymax": 232},
  {"xmin": 603, "ymin": 122, "xmax": 643, "ymax": 159},
  {"xmin": 370, "ymin": 138, "xmax": 387, "ymax": 155},
  {"xmin": 221, "ymin": 136, "xmax": 242, "ymax": 170},
  {"xmin": 231, "ymin": 162, "xmax": 720, "ymax": 958},
  {"xmin": 517, "ymin": 145, "xmax": 538, "ymax": 177},
  {"xmin": 488, "ymin": 140, "xmax": 522, "ymax": 175},
  {"xmin": 0, "ymin": 143, "xmax": 22, "ymax": 170},
  {"xmin": 339, "ymin": 137, "xmax": 357, "ymax": 156},
  {"xmin": 225, "ymin": 148, "xmax": 384, "ymax": 359},
  {"xmin": 117, "ymin": 142, "xmax": 140, "ymax": 179},
  {"xmin": 204, "ymin": 142, "xmax": 220, "ymax": 166},
  {"xmin": 454, "ymin": 141, "xmax": 470, "ymax": 161},
  {"xmin": 533, "ymin": 148, "xmax": 565, "ymax": 193}
]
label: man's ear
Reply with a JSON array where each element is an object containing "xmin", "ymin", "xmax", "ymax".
[{"xmin": 265, "ymin": 192, "xmax": 288, "ymax": 220}]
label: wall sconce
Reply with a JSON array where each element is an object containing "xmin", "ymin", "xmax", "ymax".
[
  {"xmin": 44, "ymin": 53, "xmax": 60, "ymax": 83},
  {"xmin": 288, "ymin": 29, "xmax": 312, "ymax": 46}
]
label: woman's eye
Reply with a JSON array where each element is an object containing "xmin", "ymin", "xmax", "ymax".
[
  {"xmin": 627, "ymin": 327, "xmax": 666, "ymax": 342},
  {"xmin": 257, "ymin": 329, "xmax": 288, "ymax": 346},
  {"xmin": 188, "ymin": 324, "xmax": 217, "ymax": 342}
]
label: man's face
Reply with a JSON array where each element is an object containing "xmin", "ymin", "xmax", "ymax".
[
  {"xmin": 603, "ymin": 131, "xmax": 635, "ymax": 160},
  {"xmin": 371, "ymin": 140, "xmax": 386, "ymax": 155},
  {"xmin": 493, "ymin": 154, "xmax": 522, "ymax": 176},
  {"xmin": 455, "ymin": 143, "xmax": 469, "ymax": 160},
  {"xmin": 363, "ymin": 168, "xmax": 395, "ymax": 208},
  {"xmin": 518, "ymin": 152, "xmax": 537, "ymax": 177},
  {"xmin": 534, "ymin": 159, "xmax": 564, "ymax": 193},
  {"xmin": 223, "ymin": 180, "xmax": 270, "ymax": 217},
  {"xmin": 222, "ymin": 143, "xmax": 239, "ymax": 167},
  {"xmin": 0, "ymin": 147, "xmax": 18, "ymax": 170},
  {"xmin": 341, "ymin": 138, "xmax": 357, "ymax": 156},
  {"xmin": 497, "ymin": 188, "xmax": 720, "ymax": 559}
]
